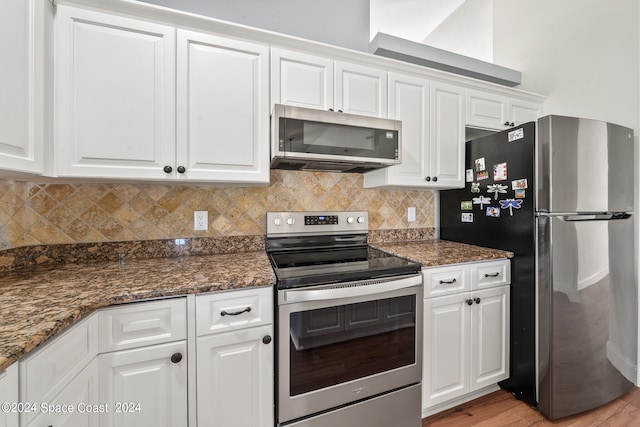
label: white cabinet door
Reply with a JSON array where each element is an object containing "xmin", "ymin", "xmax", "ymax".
[
  {"xmin": 99, "ymin": 341, "xmax": 187, "ymax": 427},
  {"xmin": 0, "ymin": 0, "xmax": 47, "ymax": 175},
  {"xmin": 429, "ymin": 81, "xmax": 465, "ymax": 188},
  {"xmin": 197, "ymin": 324, "xmax": 273, "ymax": 427},
  {"xmin": 423, "ymin": 293, "xmax": 470, "ymax": 408},
  {"xmin": 271, "ymin": 48, "xmax": 334, "ymax": 111},
  {"xmin": 335, "ymin": 61, "xmax": 387, "ymax": 118},
  {"xmin": 365, "ymin": 72, "xmax": 430, "ymax": 188},
  {"xmin": 55, "ymin": 5, "xmax": 176, "ymax": 180},
  {"xmin": 470, "ymin": 286, "xmax": 510, "ymax": 392},
  {"xmin": 0, "ymin": 364, "xmax": 18, "ymax": 427},
  {"xmin": 466, "ymin": 89, "xmax": 507, "ymax": 130},
  {"xmin": 29, "ymin": 358, "xmax": 100, "ymax": 427},
  {"xmin": 176, "ymin": 30, "xmax": 269, "ymax": 184},
  {"xmin": 508, "ymin": 98, "xmax": 542, "ymax": 126}
]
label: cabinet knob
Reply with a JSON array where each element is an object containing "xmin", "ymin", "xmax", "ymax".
[
  {"xmin": 466, "ymin": 299, "xmax": 473, "ymax": 306},
  {"xmin": 262, "ymin": 335, "xmax": 272, "ymax": 345},
  {"xmin": 328, "ymin": 108, "xmax": 334, "ymax": 112},
  {"xmin": 177, "ymin": 166, "xmax": 186, "ymax": 174},
  {"xmin": 425, "ymin": 176, "xmax": 431, "ymax": 182},
  {"xmin": 432, "ymin": 176, "xmax": 438, "ymax": 182},
  {"xmin": 171, "ymin": 352, "xmax": 183, "ymax": 364},
  {"xmin": 163, "ymin": 165, "xmax": 173, "ymax": 173},
  {"xmin": 474, "ymin": 297, "xmax": 481, "ymax": 304}
]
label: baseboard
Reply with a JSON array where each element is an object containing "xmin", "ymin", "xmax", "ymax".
[{"xmin": 421, "ymin": 384, "xmax": 500, "ymax": 418}]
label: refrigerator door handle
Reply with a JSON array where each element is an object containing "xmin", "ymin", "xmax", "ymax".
[
  {"xmin": 559, "ymin": 212, "xmax": 632, "ymax": 221},
  {"xmin": 537, "ymin": 212, "xmax": 632, "ymax": 221}
]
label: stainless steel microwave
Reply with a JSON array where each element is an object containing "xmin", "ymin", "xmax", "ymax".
[{"xmin": 270, "ymin": 104, "xmax": 402, "ymax": 173}]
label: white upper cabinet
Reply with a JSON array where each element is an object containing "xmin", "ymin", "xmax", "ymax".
[
  {"xmin": 176, "ymin": 30, "xmax": 269, "ymax": 183},
  {"xmin": 364, "ymin": 75, "xmax": 464, "ymax": 189},
  {"xmin": 0, "ymin": 0, "xmax": 49, "ymax": 175},
  {"xmin": 55, "ymin": 5, "xmax": 176, "ymax": 180},
  {"xmin": 271, "ymin": 48, "xmax": 334, "ymax": 111},
  {"xmin": 271, "ymin": 48, "xmax": 387, "ymax": 118},
  {"xmin": 466, "ymin": 88, "xmax": 542, "ymax": 130},
  {"xmin": 363, "ymin": 72, "xmax": 430, "ymax": 188},
  {"xmin": 335, "ymin": 61, "xmax": 387, "ymax": 118},
  {"xmin": 55, "ymin": 6, "xmax": 269, "ymax": 184},
  {"xmin": 427, "ymin": 81, "xmax": 465, "ymax": 188}
]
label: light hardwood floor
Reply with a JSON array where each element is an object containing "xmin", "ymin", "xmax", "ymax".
[{"xmin": 422, "ymin": 388, "xmax": 640, "ymax": 426}]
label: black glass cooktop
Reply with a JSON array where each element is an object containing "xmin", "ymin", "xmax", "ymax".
[{"xmin": 269, "ymin": 246, "xmax": 421, "ymax": 289}]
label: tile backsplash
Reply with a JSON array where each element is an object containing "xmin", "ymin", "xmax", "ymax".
[{"xmin": 0, "ymin": 170, "xmax": 435, "ymax": 250}]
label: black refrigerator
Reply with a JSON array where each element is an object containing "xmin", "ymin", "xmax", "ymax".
[{"xmin": 440, "ymin": 116, "xmax": 636, "ymax": 419}]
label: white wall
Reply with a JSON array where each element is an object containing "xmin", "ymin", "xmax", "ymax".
[
  {"xmin": 493, "ymin": 0, "xmax": 639, "ymax": 131},
  {"xmin": 139, "ymin": 0, "xmax": 371, "ymax": 51},
  {"xmin": 422, "ymin": 0, "xmax": 494, "ymax": 62}
]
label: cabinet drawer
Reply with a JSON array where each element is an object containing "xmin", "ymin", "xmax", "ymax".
[
  {"xmin": 423, "ymin": 265, "xmax": 470, "ymax": 298},
  {"xmin": 98, "ymin": 298, "xmax": 187, "ymax": 352},
  {"xmin": 470, "ymin": 260, "xmax": 510, "ymax": 290},
  {"xmin": 20, "ymin": 314, "xmax": 98, "ymax": 425},
  {"xmin": 196, "ymin": 287, "xmax": 272, "ymax": 336}
]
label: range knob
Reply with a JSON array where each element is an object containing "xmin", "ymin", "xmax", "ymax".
[
  {"xmin": 357, "ymin": 216, "xmax": 365, "ymax": 224},
  {"xmin": 346, "ymin": 216, "xmax": 355, "ymax": 224},
  {"xmin": 273, "ymin": 218, "xmax": 282, "ymax": 226},
  {"xmin": 287, "ymin": 217, "xmax": 296, "ymax": 225}
]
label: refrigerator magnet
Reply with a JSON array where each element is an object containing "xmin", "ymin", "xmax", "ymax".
[
  {"xmin": 471, "ymin": 182, "xmax": 481, "ymax": 193},
  {"xmin": 466, "ymin": 169, "xmax": 474, "ymax": 182},
  {"xmin": 461, "ymin": 201, "xmax": 473, "ymax": 210},
  {"xmin": 477, "ymin": 171, "xmax": 489, "ymax": 181},
  {"xmin": 487, "ymin": 183, "xmax": 508, "ymax": 199},
  {"xmin": 493, "ymin": 162, "xmax": 507, "ymax": 181},
  {"xmin": 475, "ymin": 157, "xmax": 486, "ymax": 171},
  {"xmin": 499, "ymin": 198, "xmax": 523, "ymax": 216},
  {"xmin": 473, "ymin": 195, "xmax": 491, "ymax": 210},
  {"xmin": 486, "ymin": 206, "xmax": 501, "ymax": 218},
  {"xmin": 508, "ymin": 128, "xmax": 524, "ymax": 142},
  {"xmin": 461, "ymin": 213, "xmax": 474, "ymax": 223},
  {"xmin": 512, "ymin": 178, "xmax": 528, "ymax": 190},
  {"xmin": 515, "ymin": 189, "xmax": 526, "ymax": 198}
]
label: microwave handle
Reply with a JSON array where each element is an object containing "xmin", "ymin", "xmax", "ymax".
[{"xmin": 283, "ymin": 275, "xmax": 421, "ymax": 303}]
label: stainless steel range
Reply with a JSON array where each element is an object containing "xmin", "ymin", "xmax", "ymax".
[{"xmin": 267, "ymin": 211, "xmax": 423, "ymax": 427}]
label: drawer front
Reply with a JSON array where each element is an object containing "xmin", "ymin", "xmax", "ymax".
[
  {"xmin": 471, "ymin": 260, "xmax": 511, "ymax": 290},
  {"xmin": 196, "ymin": 287, "xmax": 273, "ymax": 336},
  {"xmin": 20, "ymin": 314, "xmax": 98, "ymax": 425},
  {"xmin": 98, "ymin": 298, "xmax": 187, "ymax": 353},
  {"xmin": 423, "ymin": 265, "xmax": 470, "ymax": 298}
]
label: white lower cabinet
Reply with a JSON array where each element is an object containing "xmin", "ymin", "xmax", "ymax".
[
  {"xmin": 11, "ymin": 290, "xmax": 274, "ymax": 427},
  {"xmin": 0, "ymin": 364, "xmax": 19, "ymax": 427},
  {"xmin": 195, "ymin": 287, "xmax": 274, "ymax": 427},
  {"xmin": 196, "ymin": 325, "xmax": 273, "ymax": 426},
  {"xmin": 422, "ymin": 260, "xmax": 510, "ymax": 416},
  {"xmin": 99, "ymin": 341, "xmax": 188, "ymax": 427},
  {"xmin": 27, "ymin": 359, "xmax": 99, "ymax": 427}
]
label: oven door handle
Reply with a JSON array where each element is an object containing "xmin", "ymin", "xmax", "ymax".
[{"xmin": 283, "ymin": 275, "xmax": 422, "ymax": 303}]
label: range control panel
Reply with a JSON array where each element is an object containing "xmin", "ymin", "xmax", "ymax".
[{"xmin": 267, "ymin": 211, "xmax": 368, "ymax": 235}]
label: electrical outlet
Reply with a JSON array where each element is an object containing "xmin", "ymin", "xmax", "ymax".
[
  {"xmin": 408, "ymin": 207, "xmax": 416, "ymax": 222},
  {"xmin": 194, "ymin": 211, "xmax": 208, "ymax": 231}
]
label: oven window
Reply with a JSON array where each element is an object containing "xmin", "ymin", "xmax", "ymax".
[{"xmin": 289, "ymin": 295, "xmax": 416, "ymax": 396}]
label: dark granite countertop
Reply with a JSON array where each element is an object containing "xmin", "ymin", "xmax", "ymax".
[
  {"xmin": 373, "ymin": 239, "xmax": 513, "ymax": 267},
  {"xmin": 0, "ymin": 239, "xmax": 511, "ymax": 373},
  {"xmin": 0, "ymin": 251, "xmax": 276, "ymax": 372}
]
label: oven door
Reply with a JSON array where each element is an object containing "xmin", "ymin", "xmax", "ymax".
[{"xmin": 277, "ymin": 275, "xmax": 423, "ymax": 424}]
